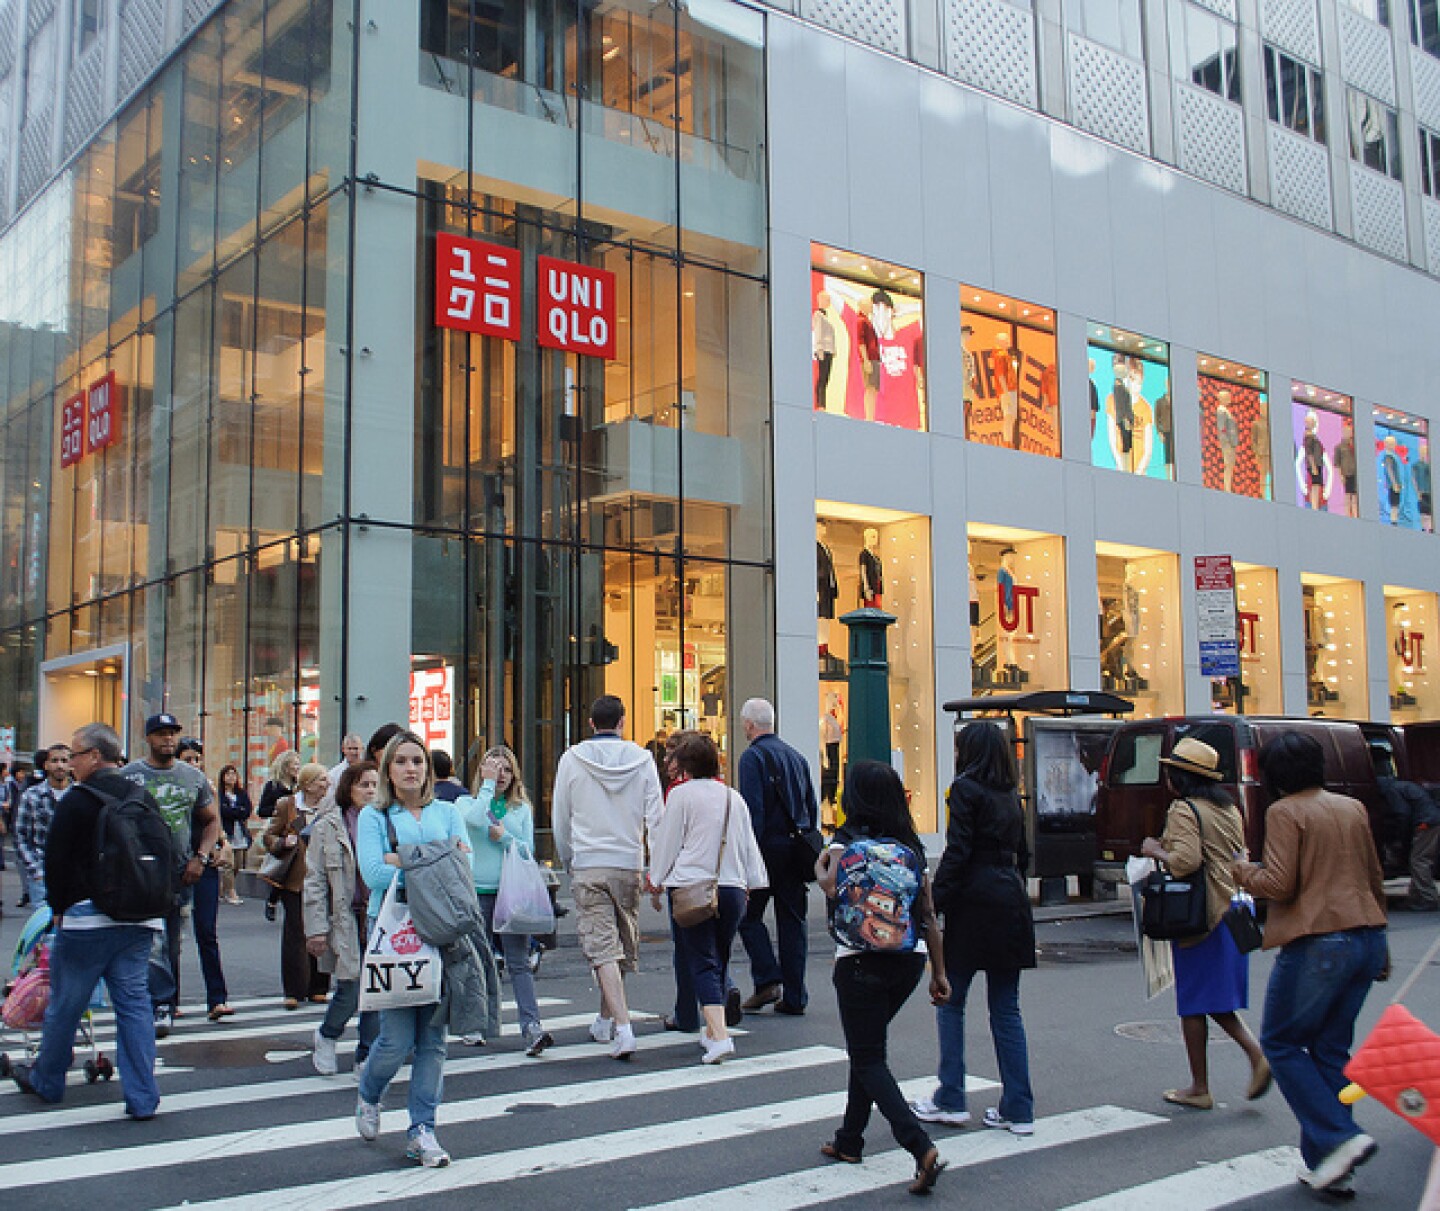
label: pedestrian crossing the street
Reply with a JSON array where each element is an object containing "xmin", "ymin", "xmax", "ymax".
[{"xmin": 0, "ymin": 993, "xmax": 1350, "ymax": 1210}]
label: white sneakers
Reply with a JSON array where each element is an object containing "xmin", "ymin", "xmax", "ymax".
[
  {"xmin": 610, "ymin": 1024, "xmax": 638, "ymax": 1060},
  {"xmin": 355, "ymin": 1098, "xmax": 381, "ymax": 1142},
  {"xmin": 311, "ymin": 1028, "xmax": 338, "ymax": 1077},
  {"xmin": 459, "ymin": 1033, "xmax": 487, "ymax": 1047},
  {"xmin": 982, "ymin": 1107, "xmax": 1034, "ymax": 1136},
  {"xmin": 700, "ymin": 1035, "xmax": 735, "ymax": 1065},
  {"xmin": 910, "ymin": 1098, "xmax": 972, "ymax": 1127},
  {"xmin": 1305, "ymin": 1133, "xmax": 1376, "ymax": 1191},
  {"xmin": 405, "ymin": 1125, "xmax": 451, "ymax": 1168},
  {"xmin": 589, "ymin": 1016, "xmax": 615, "ymax": 1044}
]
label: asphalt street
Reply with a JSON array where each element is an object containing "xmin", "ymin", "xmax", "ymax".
[{"xmin": 0, "ymin": 871, "xmax": 1435, "ymax": 1210}]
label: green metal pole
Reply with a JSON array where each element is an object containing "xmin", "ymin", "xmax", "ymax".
[{"xmin": 840, "ymin": 607, "xmax": 897, "ymax": 766}]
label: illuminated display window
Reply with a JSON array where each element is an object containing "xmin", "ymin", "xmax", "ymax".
[
  {"xmin": 1386, "ymin": 586, "xmax": 1440, "ymax": 722},
  {"xmin": 811, "ymin": 245, "xmax": 927, "ymax": 431},
  {"xmin": 1372, "ymin": 406, "xmax": 1432, "ymax": 531},
  {"xmin": 1087, "ymin": 324, "xmax": 1173, "ymax": 480},
  {"xmin": 960, "ymin": 287, "xmax": 1059, "ymax": 458},
  {"xmin": 1302, "ymin": 574, "xmax": 1368, "ymax": 717},
  {"xmin": 967, "ymin": 525, "xmax": 1068, "ymax": 695},
  {"xmin": 1197, "ymin": 355, "xmax": 1270, "ymax": 500},
  {"xmin": 1291, "ymin": 381, "xmax": 1356, "ymax": 516},
  {"xmin": 816, "ymin": 503, "xmax": 935, "ymax": 831},
  {"xmin": 1209, "ymin": 563, "xmax": 1282, "ymax": 715},
  {"xmin": 1097, "ymin": 543, "xmax": 1183, "ymax": 716}
]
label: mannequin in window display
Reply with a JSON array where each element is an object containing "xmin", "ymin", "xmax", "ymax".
[
  {"xmin": 1089, "ymin": 358, "xmax": 1099, "ymax": 439},
  {"xmin": 1215, "ymin": 390, "xmax": 1240, "ymax": 493},
  {"xmin": 855, "ymin": 298, "xmax": 880, "ymax": 422},
  {"xmin": 1125, "ymin": 357, "xmax": 1156, "ymax": 475},
  {"xmin": 991, "ymin": 331, "xmax": 1021, "ymax": 449},
  {"xmin": 1154, "ymin": 387, "xmax": 1174, "ymax": 476},
  {"xmin": 871, "ymin": 290, "xmax": 925, "ymax": 430},
  {"xmin": 1122, "ymin": 565, "xmax": 1145, "ymax": 687},
  {"xmin": 858, "ymin": 528, "xmax": 883, "ymax": 609},
  {"xmin": 817, "ymin": 521, "xmax": 842, "ymax": 678},
  {"xmin": 1414, "ymin": 440, "xmax": 1432, "ymax": 531},
  {"xmin": 1108, "ymin": 352, "xmax": 1136, "ymax": 471},
  {"xmin": 1392, "ymin": 603, "xmax": 1419, "ymax": 709},
  {"xmin": 1303, "ymin": 411, "xmax": 1330, "ymax": 511},
  {"xmin": 819, "ymin": 693, "xmax": 843, "ymax": 824},
  {"xmin": 1251, "ymin": 397, "xmax": 1271, "ymax": 497},
  {"xmin": 1332, "ymin": 417, "xmax": 1357, "ymax": 518},
  {"xmin": 1381, "ymin": 434, "xmax": 1404, "ymax": 525},
  {"xmin": 996, "ymin": 547, "xmax": 1021, "ymax": 681},
  {"xmin": 1100, "ymin": 598, "xmax": 1128, "ymax": 687},
  {"xmin": 812, "ymin": 290, "xmax": 836, "ymax": 412}
]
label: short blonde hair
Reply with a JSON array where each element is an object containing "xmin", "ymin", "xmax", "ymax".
[
  {"xmin": 296, "ymin": 763, "xmax": 328, "ymax": 794},
  {"xmin": 376, "ymin": 730, "xmax": 435, "ymax": 809},
  {"xmin": 271, "ymin": 749, "xmax": 301, "ymax": 784}
]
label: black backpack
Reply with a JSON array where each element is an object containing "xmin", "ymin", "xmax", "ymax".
[{"xmin": 90, "ymin": 781, "xmax": 177, "ymax": 921}]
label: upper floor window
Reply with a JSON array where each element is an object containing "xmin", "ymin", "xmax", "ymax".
[
  {"xmin": 74, "ymin": 0, "xmax": 105, "ymax": 56},
  {"xmin": 1173, "ymin": 3, "xmax": 1239, "ymax": 103},
  {"xmin": 1066, "ymin": 0, "xmax": 1144, "ymax": 60},
  {"xmin": 1265, "ymin": 45, "xmax": 1326, "ymax": 143},
  {"xmin": 1410, "ymin": 0, "xmax": 1440, "ymax": 55},
  {"xmin": 1348, "ymin": 88, "xmax": 1402, "ymax": 177},
  {"xmin": 1420, "ymin": 126, "xmax": 1440, "ymax": 196},
  {"xmin": 1338, "ymin": 0, "xmax": 1390, "ymax": 24}
]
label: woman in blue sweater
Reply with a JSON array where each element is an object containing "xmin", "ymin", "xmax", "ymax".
[
  {"xmin": 354, "ymin": 730, "xmax": 467, "ymax": 1168},
  {"xmin": 459, "ymin": 744, "xmax": 552, "ymax": 1056}
]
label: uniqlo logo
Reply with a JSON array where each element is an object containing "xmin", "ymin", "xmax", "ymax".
[
  {"xmin": 59, "ymin": 393, "xmax": 86, "ymax": 468},
  {"xmin": 86, "ymin": 372, "xmax": 121, "ymax": 455},
  {"xmin": 435, "ymin": 234, "xmax": 520, "ymax": 340},
  {"xmin": 537, "ymin": 256, "xmax": 617, "ymax": 360}
]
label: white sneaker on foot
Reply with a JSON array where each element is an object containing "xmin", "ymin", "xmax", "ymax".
[
  {"xmin": 911, "ymin": 1097, "xmax": 972, "ymax": 1127},
  {"xmin": 589, "ymin": 1016, "xmax": 615, "ymax": 1044},
  {"xmin": 312, "ymin": 1027, "xmax": 338, "ymax": 1076},
  {"xmin": 982, "ymin": 1107, "xmax": 1034, "ymax": 1136},
  {"xmin": 459, "ymin": 1032, "xmax": 486, "ymax": 1046},
  {"xmin": 405, "ymin": 1125, "xmax": 450, "ymax": 1167},
  {"xmin": 701, "ymin": 1035, "xmax": 735, "ymax": 1065},
  {"xmin": 355, "ymin": 1098, "xmax": 381, "ymax": 1141},
  {"xmin": 1309, "ymin": 1134, "xmax": 1376, "ymax": 1191},
  {"xmin": 610, "ymin": 1024, "xmax": 637, "ymax": 1059}
]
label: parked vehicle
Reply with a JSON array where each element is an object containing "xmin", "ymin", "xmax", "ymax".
[{"xmin": 1094, "ymin": 715, "xmax": 1423, "ymax": 890}]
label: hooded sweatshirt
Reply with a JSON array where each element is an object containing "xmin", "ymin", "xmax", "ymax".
[{"xmin": 552, "ymin": 734, "xmax": 664, "ymax": 872}]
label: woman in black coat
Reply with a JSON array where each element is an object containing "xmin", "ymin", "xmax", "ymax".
[{"xmin": 910, "ymin": 720, "xmax": 1036, "ymax": 1135}]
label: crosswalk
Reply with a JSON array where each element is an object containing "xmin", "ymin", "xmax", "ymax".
[{"xmin": 0, "ymin": 992, "xmax": 1321, "ymax": 1210}]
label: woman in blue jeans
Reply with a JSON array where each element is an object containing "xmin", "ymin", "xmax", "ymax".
[
  {"xmin": 458, "ymin": 744, "xmax": 553, "ymax": 1057},
  {"xmin": 355, "ymin": 731, "xmax": 469, "ymax": 1168},
  {"xmin": 649, "ymin": 732, "xmax": 768, "ymax": 1064},
  {"xmin": 913, "ymin": 720, "xmax": 1036, "ymax": 1135}
]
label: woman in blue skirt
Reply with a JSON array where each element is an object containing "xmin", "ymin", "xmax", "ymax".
[{"xmin": 1141, "ymin": 737, "xmax": 1271, "ymax": 1110}]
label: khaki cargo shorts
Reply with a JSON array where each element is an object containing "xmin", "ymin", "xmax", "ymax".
[{"xmin": 571, "ymin": 866, "xmax": 642, "ymax": 973}]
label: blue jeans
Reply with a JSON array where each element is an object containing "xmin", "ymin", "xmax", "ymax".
[
  {"xmin": 478, "ymin": 892, "xmax": 542, "ymax": 1040},
  {"xmin": 1261, "ymin": 927, "xmax": 1387, "ymax": 1168},
  {"xmin": 32, "ymin": 925, "xmax": 160, "ymax": 1117},
  {"xmin": 319, "ymin": 908, "xmax": 378, "ymax": 1061},
  {"xmin": 738, "ymin": 841, "xmax": 810, "ymax": 1008},
  {"xmin": 932, "ymin": 966, "xmax": 1034, "ymax": 1123},
  {"xmin": 149, "ymin": 869, "xmax": 228, "ymax": 1011},
  {"xmin": 359, "ymin": 1003, "xmax": 448, "ymax": 1133},
  {"xmin": 672, "ymin": 886, "xmax": 746, "ymax": 1010}
]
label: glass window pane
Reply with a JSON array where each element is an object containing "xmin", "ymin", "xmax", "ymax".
[{"xmin": 1087, "ymin": 324, "xmax": 1172, "ymax": 479}]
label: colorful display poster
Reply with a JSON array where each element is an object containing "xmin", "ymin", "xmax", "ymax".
[
  {"xmin": 1291, "ymin": 389, "xmax": 1354, "ymax": 516},
  {"xmin": 811, "ymin": 263, "xmax": 926, "ymax": 431},
  {"xmin": 1198, "ymin": 372, "xmax": 1270, "ymax": 499},
  {"xmin": 1372, "ymin": 407, "xmax": 1432, "ymax": 532},
  {"xmin": 962, "ymin": 302, "xmax": 1060, "ymax": 458},
  {"xmin": 1088, "ymin": 340, "xmax": 1173, "ymax": 479}
]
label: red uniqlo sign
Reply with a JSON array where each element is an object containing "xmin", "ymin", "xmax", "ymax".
[
  {"xmin": 59, "ymin": 393, "xmax": 86, "ymax": 468},
  {"xmin": 536, "ymin": 255, "xmax": 617, "ymax": 360},
  {"xmin": 86, "ymin": 371, "xmax": 121, "ymax": 455},
  {"xmin": 435, "ymin": 234, "xmax": 521, "ymax": 340}
]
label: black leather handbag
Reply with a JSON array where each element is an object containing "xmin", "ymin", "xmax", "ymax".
[{"xmin": 1139, "ymin": 802, "xmax": 1209, "ymax": 941}]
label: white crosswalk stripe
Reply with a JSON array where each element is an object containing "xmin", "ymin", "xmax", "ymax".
[{"xmin": 1058, "ymin": 1146, "xmax": 1305, "ymax": 1209}]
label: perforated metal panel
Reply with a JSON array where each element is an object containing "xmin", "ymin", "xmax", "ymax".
[
  {"xmin": 1267, "ymin": 123, "xmax": 1333, "ymax": 228},
  {"xmin": 1413, "ymin": 46, "xmax": 1440, "ymax": 131},
  {"xmin": 1338, "ymin": 7, "xmax": 1395, "ymax": 106},
  {"xmin": 1189, "ymin": 0, "xmax": 1238, "ymax": 19},
  {"xmin": 26, "ymin": 0, "xmax": 55, "ymax": 38},
  {"xmin": 1350, "ymin": 162, "xmax": 1406, "ymax": 260},
  {"xmin": 0, "ymin": 70, "xmax": 11, "ymax": 224},
  {"xmin": 1067, "ymin": 32, "xmax": 1149, "ymax": 154},
  {"xmin": 118, "ymin": 0, "xmax": 167, "ymax": 100},
  {"xmin": 1177, "ymin": 83, "xmax": 1247, "ymax": 194},
  {"xmin": 63, "ymin": 42, "xmax": 105, "ymax": 154},
  {"xmin": 799, "ymin": 0, "xmax": 905, "ymax": 56},
  {"xmin": 17, "ymin": 103, "xmax": 52, "ymax": 206},
  {"xmin": 1423, "ymin": 196, "xmax": 1440, "ymax": 274},
  {"xmin": 0, "ymin": 2, "xmax": 18, "ymax": 79},
  {"xmin": 1260, "ymin": 0, "xmax": 1320, "ymax": 65},
  {"xmin": 943, "ymin": 0, "xmax": 1036, "ymax": 107},
  {"xmin": 184, "ymin": 0, "xmax": 218, "ymax": 29}
]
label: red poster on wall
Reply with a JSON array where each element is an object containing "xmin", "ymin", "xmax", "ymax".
[
  {"xmin": 435, "ymin": 234, "xmax": 521, "ymax": 340},
  {"xmin": 85, "ymin": 371, "xmax": 122, "ymax": 456},
  {"xmin": 59, "ymin": 392, "xmax": 86, "ymax": 468},
  {"xmin": 537, "ymin": 255, "xmax": 617, "ymax": 360}
]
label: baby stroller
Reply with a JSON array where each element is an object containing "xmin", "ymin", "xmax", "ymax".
[{"xmin": 0, "ymin": 905, "xmax": 113, "ymax": 1083}]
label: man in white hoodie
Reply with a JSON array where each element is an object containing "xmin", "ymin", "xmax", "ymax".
[{"xmin": 552, "ymin": 695, "xmax": 665, "ymax": 1059}]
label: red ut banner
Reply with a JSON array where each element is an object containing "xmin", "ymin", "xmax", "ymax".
[
  {"xmin": 435, "ymin": 234, "xmax": 521, "ymax": 340},
  {"xmin": 537, "ymin": 255, "xmax": 617, "ymax": 360},
  {"xmin": 59, "ymin": 392, "xmax": 86, "ymax": 468}
]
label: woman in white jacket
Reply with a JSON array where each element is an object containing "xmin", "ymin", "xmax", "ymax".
[{"xmin": 648, "ymin": 732, "xmax": 768, "ymax": 1064}]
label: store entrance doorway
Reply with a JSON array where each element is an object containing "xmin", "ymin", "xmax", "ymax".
[{"xmin": 38, "ymin": 644, "xmax": 129, "ymax": 750}]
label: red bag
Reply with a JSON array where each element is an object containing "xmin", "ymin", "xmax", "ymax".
[
  {"xmin": 1345, "ymin": 1003, "xmax": 1440, "ymax": 1146},
  {"xmin": 2, "ymin": 965, "xmax": 50, "ymax": 1030}
]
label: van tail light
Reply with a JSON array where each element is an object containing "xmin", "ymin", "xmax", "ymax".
[
  {"xmin": 1099, "ymin": 744, "xmax": 1112, "ymax": 784},
  {"xmin": 1239, "ymin": 747, "xmax": 1260, "ymax": 784}
]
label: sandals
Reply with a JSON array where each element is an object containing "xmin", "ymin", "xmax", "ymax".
[
  {"xmin": 820, "ymin": 1141, "xmax": 862, "ymax": 1165},
  {"xmin": 909, "ymin": 1147, "xmax": 947, "ymax": 1196}
]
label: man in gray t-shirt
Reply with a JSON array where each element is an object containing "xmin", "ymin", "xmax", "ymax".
[{"xmin": 122, "ymin": 713, "xmax": 230, "ymax": 1031}]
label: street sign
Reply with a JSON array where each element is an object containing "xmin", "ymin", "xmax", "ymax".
[{"xmin": 1194, "ymin": 555, "xmax": 1240, "ymax": 678}]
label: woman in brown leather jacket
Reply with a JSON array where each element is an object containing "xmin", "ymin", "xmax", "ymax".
[{"xmin": 263, "ymin": 762, "xmax": 332, "ymax": 1009}]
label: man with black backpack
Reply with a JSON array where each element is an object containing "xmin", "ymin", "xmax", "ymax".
[{"xmin": 10, "ymin": 723, "xmax": 172, "ymax": 1118}]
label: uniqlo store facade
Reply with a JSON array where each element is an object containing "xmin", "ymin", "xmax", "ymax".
[{"xmin": 4, "ymin": 1, "xmax": 1440, "ymax": 838}]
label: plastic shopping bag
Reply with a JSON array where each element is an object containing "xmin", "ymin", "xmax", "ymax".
[
  {"xmin": 358, "ymin": 880, "xmax": 442, "ymax": 1012},
  {"xmin": 493, "ymin": 844, "xmax": 556, "ymax": 936}
]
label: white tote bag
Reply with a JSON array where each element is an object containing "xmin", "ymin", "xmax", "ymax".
[
  {"xmin": 358, "ymin": 879, "xmax": 443, "ymax": 1011},
  {"xmin": 493, "ymin": 844, "xmax": 557, "ymax": 936}
]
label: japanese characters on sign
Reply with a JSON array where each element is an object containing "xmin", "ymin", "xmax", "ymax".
[
  {"xmin": 59, "ymin": 393, "xmax": 86, "ymax": 468},
  {"xmin": 409, "ymin": 666, "xmax": 454, "ymax": 754},
  {"xmin": 58, "ymin": 373, "xmax": 123, "ymax": 469}
]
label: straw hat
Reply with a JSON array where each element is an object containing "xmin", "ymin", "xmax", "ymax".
[{"xmin": 1158, "ymin": 737, "xmax": 1224, "ymax": 781}]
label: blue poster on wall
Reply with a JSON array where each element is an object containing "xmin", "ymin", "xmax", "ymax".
[
  {"xmin": 1087, "ymin": 338, "xmax": 1174, "ymax": 481},
  {"xmin": 1373, "ymin": 407, "xmax": 1432, "ymax": 532}
]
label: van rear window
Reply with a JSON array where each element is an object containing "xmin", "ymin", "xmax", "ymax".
[
  {"xmin": 1177, "ymin": 722, "xmax": 1239, "ymax": 782},
  {"xmin": 1112, "ymin": 731, "xmax": 1164, "ymax": 785}
]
